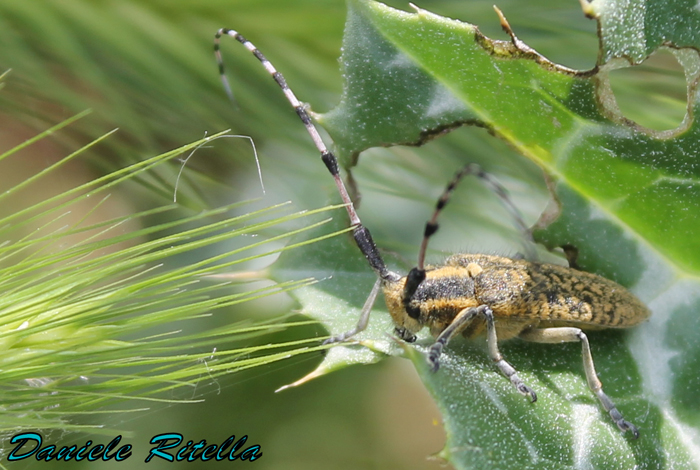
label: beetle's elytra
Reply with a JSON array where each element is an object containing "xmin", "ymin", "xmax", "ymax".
[{"xmin": 215, "ymin": 21, "xmax": 650, "ymax": 438}]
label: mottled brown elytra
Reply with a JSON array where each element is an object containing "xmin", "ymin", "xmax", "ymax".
[{"xmin": 215, "ymin": 27, "xmax": 650, "ymax": 438}]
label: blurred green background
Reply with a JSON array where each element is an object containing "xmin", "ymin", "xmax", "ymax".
[{"xmin": 0, "ymin": 0, "xmax": 686, "ymax": 468}]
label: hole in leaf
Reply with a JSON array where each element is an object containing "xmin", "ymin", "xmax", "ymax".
[{"xmin": 608, "ymin": 49, "xmax": 687, "ymax": 131}]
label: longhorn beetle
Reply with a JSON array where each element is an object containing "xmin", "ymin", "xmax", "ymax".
[{"xmin": 214, "ymin": 28, "xmax": 650, "ymax": 438}]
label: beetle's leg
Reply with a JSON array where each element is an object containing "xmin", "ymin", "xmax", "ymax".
[
  {"xmin": 427, "ymin": 306, "xmax": 480, "ymax": 372},
  {"xmin": 323, "ymin": 278, "xmax": 381, "ymax": 345},
  {"xmin": 519, "ymin": 327, "xmax": 639, "ymax": 438},
  {"xmin": 482, "ymin": 306, "xmax": 536, "ymax": 402},
  {"xmin": 561, "ymin": 244, "xmax": 580, "ymax": 269},
  {"xmin": 428, "ymin": 305, "xmax": 536, "ymax": 402}
]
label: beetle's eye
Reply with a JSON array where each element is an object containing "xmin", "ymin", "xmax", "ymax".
[{"xmin": 405, "ymin": 303, "xmax": 421, "ymax": 320}]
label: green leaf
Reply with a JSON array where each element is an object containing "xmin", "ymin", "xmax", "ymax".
[
  {"xmin": 322, "ymin": 0, "xmax": 699, "ymax": 273},
  {"xmin": 271, "ymin": 217, "xmax": 405, "ymax": 387},
  {"xmin": 585, "ymin": 0, "xmax": 700, "ymax": 64},
  {"xmin": 275, "ymin": 0, "xmax": 700, "ymax": 468}
]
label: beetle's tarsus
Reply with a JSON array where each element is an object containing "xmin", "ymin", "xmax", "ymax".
[{"xmin": 618, "ymin": 419, "xmax": 639, "ymax": 439}]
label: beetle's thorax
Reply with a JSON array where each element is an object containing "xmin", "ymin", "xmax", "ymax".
[{"xmin": 382, "ymin": 264, "xmax": 482, "ymax": 337}]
